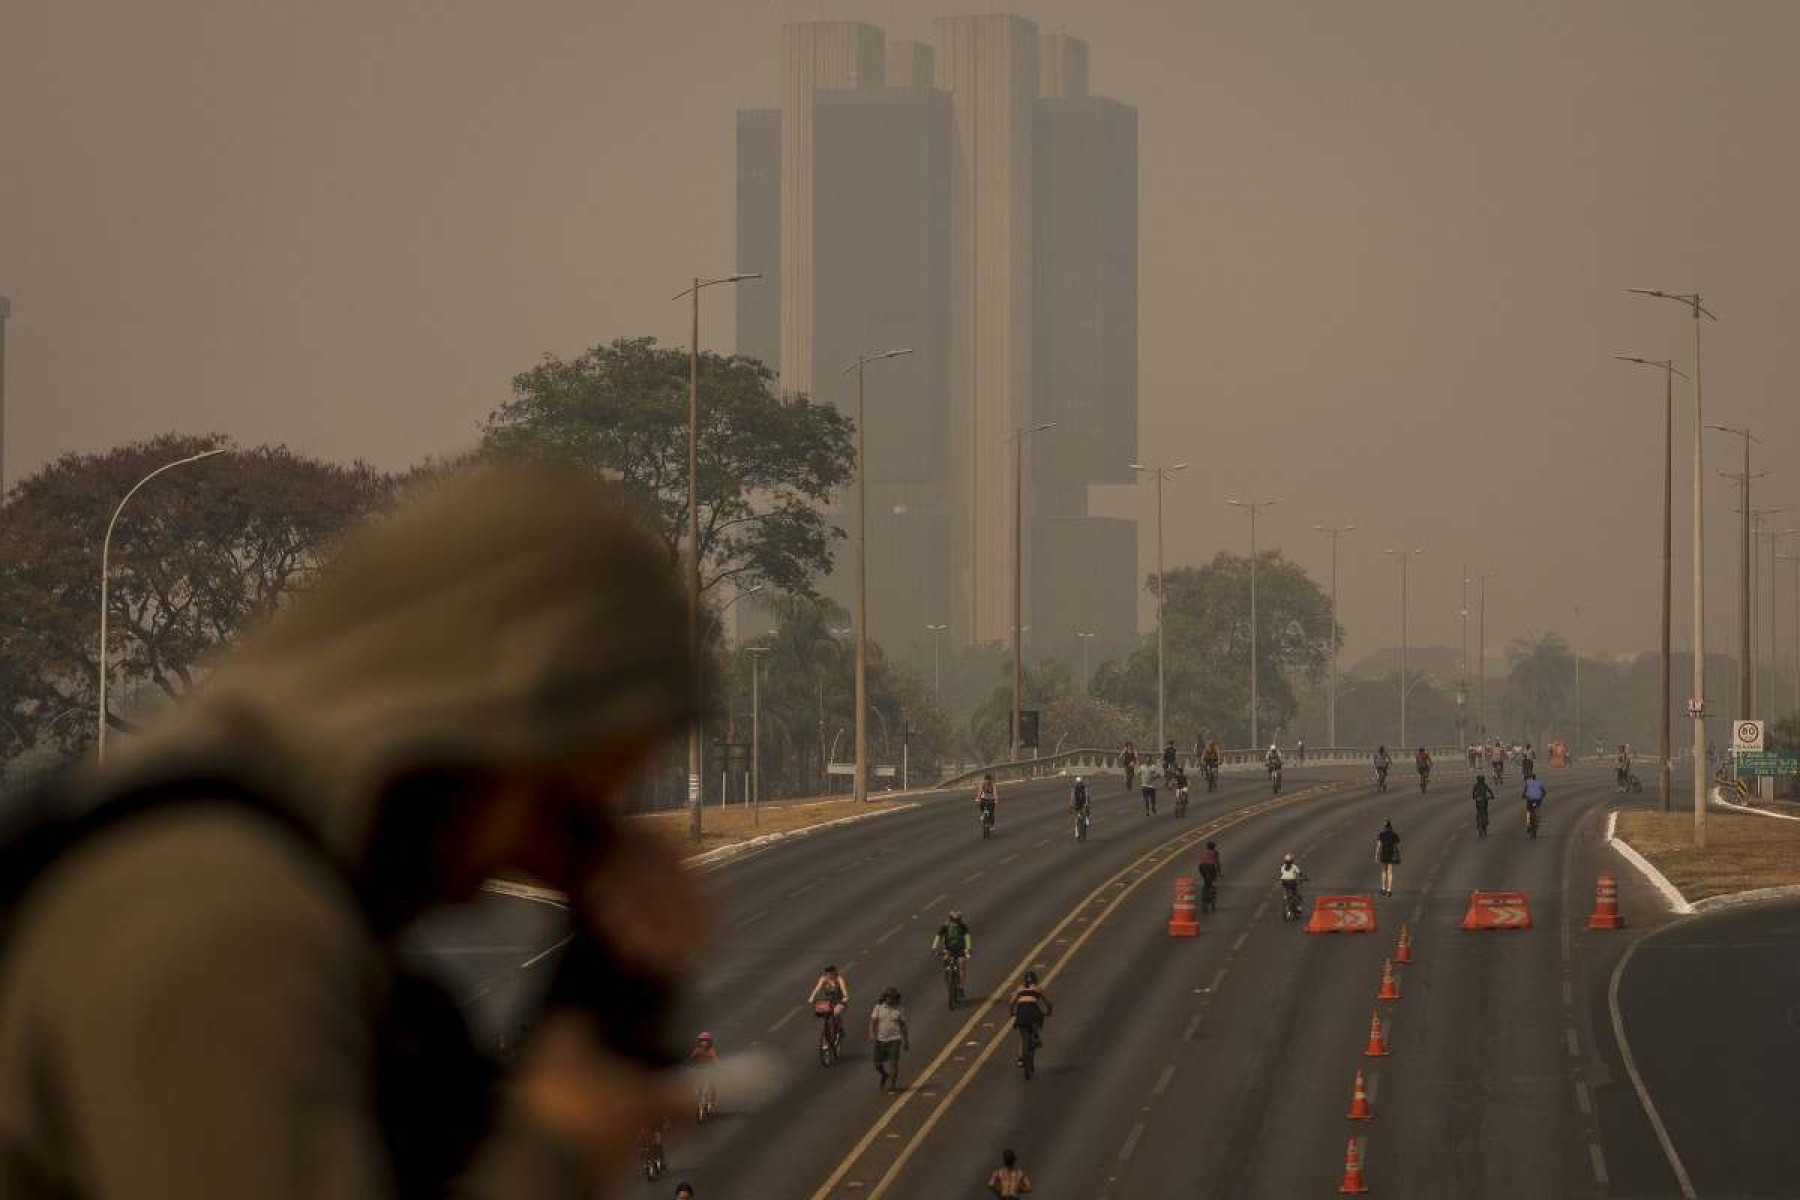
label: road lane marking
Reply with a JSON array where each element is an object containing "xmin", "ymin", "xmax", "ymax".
[
  {"xmin": 1182, "ymin": 1014, "xmax": 1202, "ymax": 1041},
  {"xmin": 1608, "ymin": 927, "xmax": 1700, "ymax": 1198},
  {"xmin": 1575, "ymin": 1081, "xmax": 1592, "ymax": 1116},
  {"xmin": 999, "ymin": 853, "xmax": 1020, "ymax": 865},
  {"xmin": 769, "ymin": 1006, "xmax": 803, "ymax": 1033},
  {"xmin": 875, "ymin": 924, "xmax": 904, "ymax": 945},
  {"xmin": 1253, "ymin": 901, "xmax": 1270, "ymax": 921},
  {"xmin": 1209, "ymin": 967, "xmax": 1228, "ymax": 991},
  {"xmin": 520, "ymin": 935, "xmax": 572, "ymax": 970},
  {"xmin": 1562, "ymin": 980, "xmax": 1574, "ymax": 1006},
  {"xmin": 923, "ymin": 893, "xmax": 947, "ymax": 911},
  {"xmin": 789, "ymin": 882, "xmax": 818, "ymax": 899},
  {"xmin": 736, "ymin": 909, "xmax": 768, "ymax": 929},
  {"xmin": 961, "ymin": 871, "xmax": 984, "ymax": 883},
  {"xmin": 1231, "ymin": 932, "xmax": 1249, "ymax": 952},
  {"xmin": 1589, "ymin": 1143, "xmax": 1610, "ymax": 1185},
  {"xmin": 1118, "ymin": 1122, "xmax": 1146, "ymax": 1161},
  {"xmin": 1566, "ymin": 1028, "xmax": 1580, "ymax": 1057},
  {"xmin": 1152, "ymin": 1065, "xmax": 1175, "ymax": 1095},
  {"xmin": 808, "ymin": 783, "xmax": 1341, "ymax": 1199}
]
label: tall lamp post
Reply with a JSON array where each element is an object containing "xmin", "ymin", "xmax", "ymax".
[
  {"xmin": 1780, "ymin": 552, "xmax": 1800, "ymax": 718},
  {"xmin": 1572, "ymin": 604, "xmax": 1583, "ymax": 766},
  {"xmin": 1617, "ymin": 354, "xmax": 1686, "ymax": 811},
  {"xmin": 746, "ymin": 643, "xmax": 770, "ymax": 819},
  {"xmin": 1227, "ymin": 497, "xmax": 1279, "ymax": 747},
  {"xmin": 845, "ymin": 348, "xmax": 914, "ymax": 804},
  {"xmin": 1630, "ymin": 288, "xmax": 1714, "ymax": 846},
  {"xmin": 1384, "ymin": 546, "xmax": 1423, "ymax": 749},
  {"xmin": 926, "ymin": 623, "xmax": 948, "ymax": 697},
  {"xmin": 1312, "ymin": 523, "xmax": 1355, "ymax": 748},
  {"xmin": 1753, "ymin": 520, "xmax": 1794, "ymax": 715},
  {"xmin": 1009, "ymin": 422, "xmax": 1056, "ymax": 761},
  {"xmin": 672, "ymin": 271, "xmax": 761, "ymax": 841},
  {"xmin": 1459, "ymin": 568, "xmax": 1470, "ymax": 752},
  {"xmin": 1076, "ymin": 630, "xmax": 1096, "ymax": 689},
  {"xmin": 1133, "ymin": 462, "xmax": 1188, "ymax": 755},
  {"xmin": 1473, "ymin": 571, "xmax": 1499, "ymax": 743},
  {"xmin": 97, "ymin": 446, "xmax": 227, "ymax": 759},
  {"xmin": 1708, "ymin": 422, "xmax": 1759, "ymax": 720}
]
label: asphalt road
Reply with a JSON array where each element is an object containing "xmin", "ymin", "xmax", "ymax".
[
  {"xmin": 408, "ymin": 761, "xmax": 1696, "ymax": 1198},
  {"xmin": 1611, "ymin": 898, "xmax": 1800, "ymax": 1198}
]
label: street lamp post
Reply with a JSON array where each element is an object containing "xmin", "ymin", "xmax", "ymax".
[
  {"xmin": 1474, "ymin": 571, "xmax": 1498, "ymax": 743},
  {"xmin": 1573, "ymin": 604, "xmax": 1582, "ymax": 765},
  {"xmin": 1312, "ymin": 523, "xmax": 1355, "ymax": 748},
  {"xmin": 1459, "ymin": 568, "xmax": 1470, "ymax": 752},
  {"xmin": 1708, "ymin": 422, "xmax": 1759, "ymax": 722},
  {"xmin": 1781, "ymin": 552, "xmax": 1800, "ymax": 719},
  {"xmin": 926, "ymin": 623, "xmax": 948, "ymax": 697},
  {"xmin": 1227, "ymin": 497, "xmax": 1279, "ymax": 747},
  {"xmin": 845, "ymin": 349, "xmax": 914, "ymax": 804},
  {"xmin": 1385, "ymin": 547, "xmax": 1423, "ymax": 749},
  {"xmin": 1133, "ymin": 462, "xmax": 1188, "ymax": 755},
  {"xmin": 1756, "ymin": 524, "xmax": 1795, "ymax": 716},
  {"xmin": 1631, "ymin": 288, "xmax": 1714, "ymax": 846},
  {"xmin": 1009, "ymin": 423, "xmax": 1056, "ymax": 761},
  {"xmin": 673, "ymin": 271, "xmax": 761, "ymax": 842},
  {"xmin": 1617, "ymin": 355, "xmax": 1687, "ymax": 811},
  {"xmin": 97, "ymin": 447, "xmax": 227, "ymax": 759},
  {"xmin": 1076, "ymin": 630, "xmax": 1096, "ymax": 690},
  {"xmin": 746, "ymin": 643, "xmax": 770, "ymax": 821}
]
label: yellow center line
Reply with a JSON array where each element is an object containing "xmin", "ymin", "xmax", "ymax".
[{"xmin": 807, "ymin": 781, "xmax": 1341, "ymax": 1199}]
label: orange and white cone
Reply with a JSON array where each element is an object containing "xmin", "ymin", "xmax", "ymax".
[
  {"xmin": 1337, "ymin": 1137, "xmax": 1370, "ymax": 1194},
  {"xmin": 1377, "ymin": 958, "xmax": 1401, "ymax": 1001},
  {"xmin": 1363, "ymin": 1011, "xmax": 1390, "ymax": 1057},
  {"xmin": 1346, "ymin": 1068, "xmax": 1374, "ymax": 1120},
  {"xmin": 1395, "ymin": 924, "xmax": 1413, "ymax": 964}
]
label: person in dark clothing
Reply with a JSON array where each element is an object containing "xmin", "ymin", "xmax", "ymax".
[{"xmin": 1376, "ymin": 820, "xmax": 1402, "ymax": 895}]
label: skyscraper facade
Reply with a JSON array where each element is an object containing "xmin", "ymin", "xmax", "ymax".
[{"xmin": 736, "ymin": 15, "xmax": 1137, "ymax": 663}]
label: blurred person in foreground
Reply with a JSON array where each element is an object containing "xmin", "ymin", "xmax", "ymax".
[{"xmin": 0, "ymin": 466, "xmax": 707, "ymax": 1199}]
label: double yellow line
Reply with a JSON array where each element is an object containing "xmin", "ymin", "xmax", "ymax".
[{"xmin": 807, "ymin": 781, "xmax": 1342, "ymax": 1199}]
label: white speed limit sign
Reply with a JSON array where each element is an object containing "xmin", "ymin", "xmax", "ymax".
[{"xmin": 1733, "ymin": 720, "xmax": 1765, "ymax": 752}]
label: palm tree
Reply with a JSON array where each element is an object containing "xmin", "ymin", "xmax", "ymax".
[{"xmin": 1503, "ymin": 633, "xmax": 1575, "ymax": 751}]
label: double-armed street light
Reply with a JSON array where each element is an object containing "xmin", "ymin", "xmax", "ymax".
[
  {"xmin": 1708, "ymin": 422, "xmax": 1761, "ymax": 721},
  {"xmin": 672, "ymin": 271, "xmax": 762, "ymax": 841},
  {"xmin": 96, "ymin": 447, "xmax": 228, "ymax": 760},
  {"xmin": 1132, "ymin": 462, "xmax": 1188, "ymax": 755},
  {"xmin": 1616, "ymin": 354, "xmax": 1688, "ymax": 811},
  {"xmin": 926, "ymin": 623, "xmax": 949, "ymax": 697},
  {"xmin": 1226, "ymin": 497, "xmax": 1279, "ymax": 748},
  {"xmin": 1384, "ymin": 546, "xmax": 1424, "ymax": 750},
  {"xmin": 845, "ymin": 348, "xmax": 915, "ymax": 804},
  {"xmin": 1629, "ymin": 287, "xmax": 1715, "ymax": 846}
]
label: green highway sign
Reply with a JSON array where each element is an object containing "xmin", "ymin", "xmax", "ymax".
[{"xmin": 1734, "ymin": 751, "xmax": 1800, "ymax": 777}]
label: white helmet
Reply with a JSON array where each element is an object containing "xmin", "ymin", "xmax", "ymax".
[{"xmin": 1283, "ymin": 852, "xmax": 1296, "ymax": 864}]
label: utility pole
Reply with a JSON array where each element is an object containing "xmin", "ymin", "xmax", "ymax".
[
  {"xmin": 1134, "ymin": 462, "xmax": 1188, "ymax": 755},
  {"xmin": 1631, "ymin": 288, "xmax": 1714, "ymax": 847},
  {"xmin": 1313, "ymin": 523, "xmax": 1355, "ymax": 748},
  {"xmin": 1781, "ymin": 552, "xmax": 1800, "ymax": 719},
  {"xmin": 1228, "ymin": 497, "xmax": 1279, "ymax": 747},
  {"xmin": 1459, "ymin": 568, "xmax": 1470, "ymax": 753},
  {"xmin": 1572, "ymin": 604, "xmax": 1582, "ymax": 765},
  {"xmin": 1708, "ymin": 424, "xmax": 1758, "ymax": 724},
  {"xmin": 1076, "ymin": 630, "xmax": 1096, "ymax": 690},
  {"xmin": 926, "ymin": 623, "xmax": 948, "ymax": 697},
  {"xmin": 1474, "ymin": 571, "xmax": 1498, "ymax": 744},
  {"xmin": 0, "ymin": 294, "xmax": 11, "ymax": 495}
]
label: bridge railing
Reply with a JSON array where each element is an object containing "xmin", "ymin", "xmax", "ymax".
[{"xmin": 937, "ymin": 746, "xmax": 1469, "ymax": 791}]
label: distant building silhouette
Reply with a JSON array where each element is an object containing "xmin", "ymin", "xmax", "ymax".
[{"xmin": 737, "ymin": 15, "xmax": 1137, "ymax": 663}]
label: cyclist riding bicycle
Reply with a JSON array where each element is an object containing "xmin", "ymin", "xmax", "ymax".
[
  {"xmin": 931, "ymin": 911, "xmax": 973, "ymax": 985},
  {"xmin": 976, "ymin": 774, "xmax": 998, "ymax": 825},
  {"xmin": 1278, "ymin": 852, "xmax": 1306, "ymax": 916},
  {"xmin": 689, "ymin": 1031, "xmax": 719, "ymax": 1066},
  {"xmin": 1265, "ymin": 744, "xmax": 1283, "ymax": 773},
  {"xmin": 1198, "ymin": 840, "xmax": 1222, "ymax": 907},
  {"xmin": 1173, "ymin": 767, "xmax": 1190, "ymax": 809},
  {"xmin": 1010, "ymin": 971, "xmax": 1053, "ymax": 1066},
  {"xmin": 1374, "ymin": 745, "xmax": 1391, "ymax": 785},
  {"xmin": 1071, "ymin": 776, "xmax": 1090, "ymax": 813},
  {"xmin": 1615, "ymin": 745, "xmax": 1632, "ymax": 791},
  {"xmin": 1523, "ymin": 773, "xmax": 1547, "ymax": 824},
  {"xmin": 1415, "ymin": 747, "xmax": 1433, "ymax": 776},
  {"xmin": 1472, "ymin": 773, "xmax": 1494, "ymax": 832},
  {"xmin": 809, "ymin": 964, "xmax": 850, "ymax": 1034}
]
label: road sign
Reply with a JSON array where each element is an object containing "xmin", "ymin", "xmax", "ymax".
[
  {"xmin": 1686, "ymin": 697, "xmax": 1706, "ymax": 718},
  {"xmin": 826, "ymin": 762, "xmax": 854, "ymax": 776},
  {"xmin": 1734, "ymin": 751, "xmax": 1799, "ymax": 777},
  {"xmin": 1305, "ymin": 894, "xmax": 1378, "ymax": 934},
  {"xmin": 1460, "ymin": 890, "xmax": 1533, "ymax": 931},
  {"xmin": 1733, "ymin": 720, "xmax": 1766, "ymax": 752}
]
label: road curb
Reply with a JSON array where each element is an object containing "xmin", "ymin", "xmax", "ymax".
[
  {"xmin": 685, "ymin": 802, "xmax": 922, "ymax": 869},
  {"xmin": 1603, "ymin": 810, "xmax": 1694, "ymax": 915},
  {"xmin": 1708, "ymin": 784, "xmax": 1800, "ymax": 821}
]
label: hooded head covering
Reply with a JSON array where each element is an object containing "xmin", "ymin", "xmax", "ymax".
[{"xmin": 97, "ymin": 464, "xmax": 694, "ymax": 880}]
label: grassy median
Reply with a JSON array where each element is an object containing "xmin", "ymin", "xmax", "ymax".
[
  {"xmin": 635, "ymin": 794, "xmax": 918, "ymax": 857},
  {"xmin": 1615, "ymin": 810, "xmax": 1800, "ymax": 901}
]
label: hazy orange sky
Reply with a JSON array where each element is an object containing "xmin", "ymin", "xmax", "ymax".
[{"xmin": 4, "ymin": 1, "xmax": 1798, "ymax": 662}]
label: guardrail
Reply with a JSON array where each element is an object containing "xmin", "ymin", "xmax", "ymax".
[{"xmin": 938, "ymin": 746, "xmax": 1470, "ymax": 791}]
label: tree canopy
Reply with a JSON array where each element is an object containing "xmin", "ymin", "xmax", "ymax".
[{"xmin": 483, "ymin": 337, "xmax": 855, "ymax": 599}]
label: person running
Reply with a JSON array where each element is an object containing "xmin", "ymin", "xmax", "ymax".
[
  {"xmin": 1521, "ymin": 743, "xmax": 1536, "ymax": 777},
  {"xmin": 1415, "ymin": 747, "xmax": 1433, "ymax": 791},
  {"xmin": 987, "ymin": 1149, "xmax": 1035, "ymax": 1197},
  {"xmin": 1162, "ymin": 740, "xmax": 1179, "ymax": 774},
  {"xmin": 1120, "ymin": 741, "xmax": 1138, "ymax": 790},
  {"xmin": 1140, "ymin": 771, "xmax": 1158, "ymax": 816},
  {"xmin": 868, "ymin": 988, "xmax": 910, "ymax": 1092},
  {"xmin": 1471, "ymin": 773, "xmax": 1494, "ymax": 837},
  {"xmin": 1373, "ymin": 745, "xmax": 1392, "ymax": 790},
  {"xmin": 1010, "ymin": 972, "xmax": 1053, "ymax": 1067},
  {"xmin": 1376, "ymin": 820, "xmax": 1402, "ymax": 896}
]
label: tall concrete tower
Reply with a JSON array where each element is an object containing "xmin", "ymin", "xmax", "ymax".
[{"xmin": 0, "ymin": 294, "xmax": 10, "ymax": 496}]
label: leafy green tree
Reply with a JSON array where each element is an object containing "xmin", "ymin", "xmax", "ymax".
[
  {"xmin": 1331, "ymin": 672, "xmax": 1463, "ymax": 750},
  {"xmin": 1502, "ymin": 633, "xmax": 1575, "ymax": 749},
  {"xmin": 0, "ymin": 434, "xmax": 391, "ymax": 752},
  {"xmin": 483, "ymin": 337, "xmax": 855, "ymax": 598},
  {"xmin": 1095, "ymin": 551, "xmax": 1337, "ymax": 747},
  {"xmin": 967, "ymin": 658, "xmax": 1139, "ymax": 761}
]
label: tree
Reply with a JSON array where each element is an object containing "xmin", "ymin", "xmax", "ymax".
[
  {"xmin": 483, "ymin": 337, "xmax": 855, "ymax": 599},
  {"xmin": 0, "ymin": 434, "xmax": 391, "ymax": 752},
  {"xmin": 1095, "ymin": 551, "xmax": 1338, "ymax": 747},
  {"xmin": 1501, "ymin": 633, "xmax": 1575, "ymax": 749}
]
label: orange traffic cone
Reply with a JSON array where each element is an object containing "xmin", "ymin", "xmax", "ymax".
[
  {"xmin": 1346, "ymin": 1068, "xmax": 1373, "ymax": 1120},
  {"xmin": 1337, "ymin": 1137, "xmax": 1370, "ymax": 1194},
  {"xmin": 1395, "ymin": 924, "xmax": 1413, "ymax": 964},
  {"xmin": 1377, "ymin": 958, "xmax": 1401, "ymax": 1001},
  {"xmin": 1587, "ymin": 874, "xmax": 1625, "ymax": 931},
  {"xmin": 1363, "ymin": 1011, "xmax": 1389, "ymax": 1057}
]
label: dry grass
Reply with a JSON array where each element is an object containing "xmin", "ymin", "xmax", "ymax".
[
  {"xmin": 1615, "ymin": 810, "xmax": 1800, "ymax": 900},
  {"xmin": 633, "ymin": 794, "xmax": 916, "ymax": 857}
]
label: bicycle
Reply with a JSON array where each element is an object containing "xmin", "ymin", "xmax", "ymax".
[
  {"xmin": 1269, "ymin": 765, "xmax": 1283, "ymax": 795},
  {"xmin": 1174, "ymin": 783, "xmax": 1190, "ymax": 817},
  {"xmin": 638, "ymin": 1127, "xmax": 667, "ymax": 1181},
  {"xmin": 1199, "ymin": 871, "xmax": 1219, "ymax": 914},
  {"xmin": 1375, "ymin": 765, "xmax": 1389, "ymax": 793},
  {"xmin": 1525, "ymin": 805, "xmax": 1540, "ymax": 840},
  {"xmin": 1074, "ymin": 805, "xmax": 1091, "ymax": 842},
  {"xmin": 815, "ymin": 1003, "xmax": 845, "ymax": 1066},
  {"xmin": 979, "ymin": 803, "xmax": 995, "ymax": 840},
  {"xmin": 1123, "ymin": 762, "xmax": 1137, "ymax": 793},
  {"xmin": 695, "ymin": 1079, "xmax": 717, "ymax": 1123},
  {"xmin": 1017, "ymin": 1025, "xmax": 1041, "ymax": 1081},
  {"xmin": 1418, "ymin": 768, "xmax": 1431, "ymax": 795},
  {"xmin": 1141, "ymin": 784, "xmax": 1158, "ymax": 816},
  {"xmin": 1282, "ymin": 881, "xmax": 1305, "ymax": 922},
  {"xmin": 1202, "ymin": 762, "xmax": 1219, "ymax": 793},
  {"xmin": 1475, "ymin": 804, "xmax": 1489, "ymax": 838},
  {"xmin": 942, "ymin": 952, "xmax": 966, "ymax": 1010}
]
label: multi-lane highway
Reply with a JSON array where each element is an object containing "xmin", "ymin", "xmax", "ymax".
[{"xmin": 410, "ymin": 762, "xmax": 1716, "ymax": 1197}]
